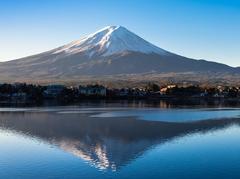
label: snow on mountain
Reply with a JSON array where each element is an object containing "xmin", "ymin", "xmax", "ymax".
[{"xmin": 53, "ymin": 26, "xmax": 168, "ymax": 57}]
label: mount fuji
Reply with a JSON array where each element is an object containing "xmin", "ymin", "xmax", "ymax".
[{"xmin": 0, "ymin": 26, "xmax": 239, "ymax": 85}]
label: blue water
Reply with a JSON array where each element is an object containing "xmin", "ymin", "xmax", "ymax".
[
  {"xmin": 0, "ymin": 105, "xmax": 240, "ymax": 178},
  {"xmin": 92, "ymin": 108, "xmax": 240, "ymax": 122}
]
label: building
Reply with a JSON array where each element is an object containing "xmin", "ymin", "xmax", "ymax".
[
  {"xmin": 11, "ymin": 92, "xmax": 27, "ymax": 101},
  {"xmin": 160, "ymin": 85, "xmax": 177, "ymax": 95},
  {"xmin": 118, "ymin": 88, "xmax": 129, "ymax": 97},
  {"xmin": 43, "ymin": 85, "xmax": 65, "ymax": 98},
  {"xmin": 79, "ymin": 85, "xmax": 106, "ymax": 96}
]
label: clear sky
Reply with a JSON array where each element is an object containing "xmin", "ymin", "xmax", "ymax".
[{"xmin": 0, "ymin": 0, "xmax": 240, "ymax": 66}]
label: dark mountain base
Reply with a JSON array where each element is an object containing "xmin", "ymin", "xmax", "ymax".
[{"xmin": 0, "ymin": 72, "xmax": 239, "ymax": 88}]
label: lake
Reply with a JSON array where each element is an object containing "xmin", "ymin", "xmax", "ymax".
[{"xmin": 1, "ymin": 101, "xmax": 240, "ymax": 178}]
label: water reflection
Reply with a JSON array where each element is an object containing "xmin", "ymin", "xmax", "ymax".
[
  {"xmin": 2, "ymin": 98, "xmax": 240, "ymax": 109},
  {"xmin": 75, "ymin": 99, "xmax": 240, "ymax": 109},
  {"xmin": 0, "ymin": 110, "xmax": 240, "ymax": 171}
]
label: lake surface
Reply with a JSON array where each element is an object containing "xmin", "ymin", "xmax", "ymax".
[{"xmin": 1, "ymin": 101, "xmax": 240, "ymax": 178}]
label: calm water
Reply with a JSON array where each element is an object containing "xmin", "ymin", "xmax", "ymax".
[{"xmin": 1, "ymin": 102, "xmax": 240, "ymax": 178}]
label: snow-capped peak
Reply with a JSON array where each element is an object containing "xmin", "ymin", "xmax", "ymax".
[{"xmin": 53, "ymin": 25, "xmax": 168, "ymax": 57}]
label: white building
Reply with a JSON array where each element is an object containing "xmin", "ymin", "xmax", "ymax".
[
  {"xmin": 44, "ymin": 85, "xmax": 65, "ymax": 98},
  {"xmin": 79, "ymin": 85, "xmax": 106, "ymax": 96}
]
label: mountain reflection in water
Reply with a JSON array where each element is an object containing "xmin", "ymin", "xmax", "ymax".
[{"xmin": 0, "ymin": 109, "xmax": 239, "ymax": 171}]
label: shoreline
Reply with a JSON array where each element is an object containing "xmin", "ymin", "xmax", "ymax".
[{"xmin": 1, "ymin": 97, "xmax": 240, "ymax": 108}]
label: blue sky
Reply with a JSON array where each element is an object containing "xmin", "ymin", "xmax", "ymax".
[{"xmin": 0, "ymin": 0, "xmax": 240, "ymax": 66}]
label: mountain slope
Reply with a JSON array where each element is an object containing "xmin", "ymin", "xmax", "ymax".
[{"xmin": 0, "ymin": 25, "xmax": 239, "ymax": 83}]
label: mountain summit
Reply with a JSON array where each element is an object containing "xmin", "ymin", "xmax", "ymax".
[
  {"xmin": 52, "ymin": 26, "xmax": 168, "ymax": 57},
  {"xmin": 0, "ymin": 25, "xmax": 239, "ymax": 84}
]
